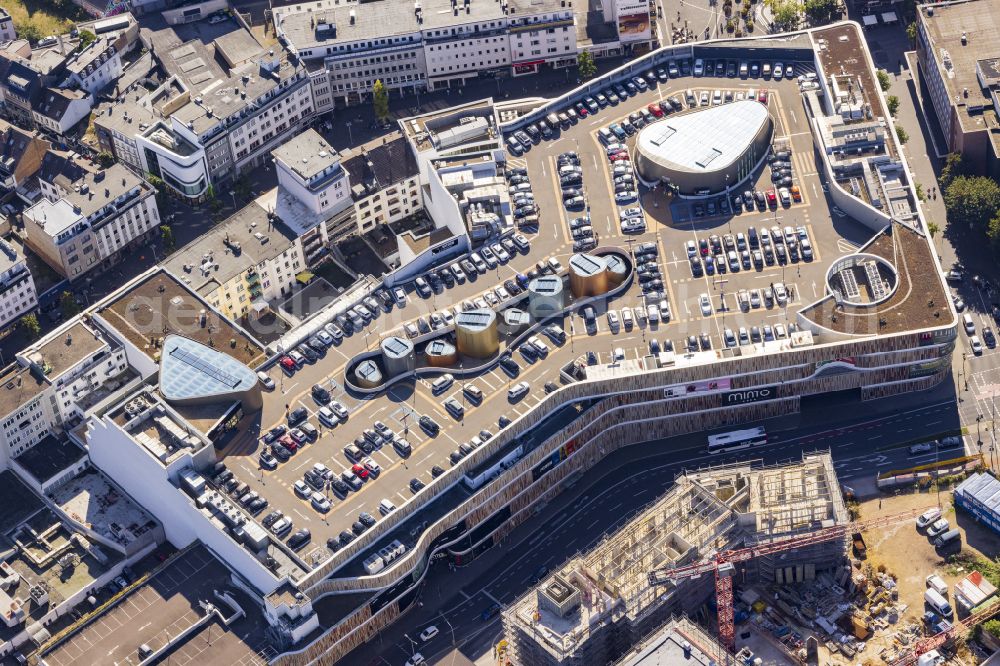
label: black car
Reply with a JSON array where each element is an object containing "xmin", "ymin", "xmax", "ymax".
[
  {"xmin": 524, "ymin": 124, "xmax": 541, "ymax": 141},
  {"xmin": 262, "ymin": 510, "xmax": 283, "ymax": 527},
  {"xmin": 287, "ymin": 529, "xmax": 311, "ymax": 550},
  {"xmin": 359, "ymin": 512, "xmax": 377, "ymax": 528},
  {"xmin": 498, "ymin": 415, "xmax": 512, "ymax": 428},
  {"xmin": 299, "ymin": 345, "xmax": 318, "ymax": 363},
  {"xmin": 263, "ymin": 425, "xmax": 286, "ymax": 444},
  {"xmin": 249, "ymin": 497, "xmax": 268, "ymax": 513},
  {"xmin": 326, "ymin": 538, "xmax": 342, "ymax": 552},
  {"xmin": 419, "ymin": 414, "xmax": 440, "ymax": 435},
  {"xmin": 352, "ymin": 521, "xmax": 367, "ymax": 535},
  {"xmin": 288, "ymin": 407, "xmax": 307, "ymax": 425},
  {"xmin": 311, "ymin": 384, "xmax": 331, "ymax": 404},
  {"xmin": 271, "ymin": 445, "xmax": 290, "ymax": 461},
  {"xmin": 338, "ymin": 531, "xmax": 356, "ymax": 546},
  {"xmin": 690, "ymin": 258, "xmax": 703, "ymax": 277},
  {"xmin": 431, "ymin": 465, "xmax": 446, "ymax": 478},
  {"xmin": 410, "ymin": 478, "xmax": 426, "ymax": 493},
  {"xmin": 330, "ymin": 479, "xmax": 350, "ymax": 499},
  {"xmin": 499, "ymin": 357, "xmax": 520, "ymax": 377}
]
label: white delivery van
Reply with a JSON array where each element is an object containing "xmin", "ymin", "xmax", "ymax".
[{"xmin": 925, "ymin": 588, "xmax": 952, "ymax": 616}]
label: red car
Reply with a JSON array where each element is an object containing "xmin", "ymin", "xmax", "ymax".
[
  {"xmin": 575, "ymin": 103, "xmax": 589, "ymax": 117},
  {"xmin": 758, "ymin": 90, "xmax": 768, "ymax": 104},
  {"xmin": 647, "ymin": 103, "xmax": 664, "ymax": 118},
  {"xmin": 279, "ymin": 356, "xmax": 296, "ymax": 372},
  {"xmin": 609, "ymin": 153, "xmax": 631, "ymax": 162},
  {"xmin": 278, "ymin": 434, "xmax": 297, "ymax": 453},
  {"xmin": 766, "ymin": 189, "xmax": 777, "ymax": 206},
  {"xmin": 352, "ymin": 464, "xmax": 370, "ymax": 480}
]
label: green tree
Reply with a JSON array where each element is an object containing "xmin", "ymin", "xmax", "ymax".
[
  {"xmin": 927, "ymin": 221, "xmax": 939, "ymax": 237},
  {"xmin": 906, "ymin": 22, "xmax": 917, "ymax": 44},
  {"xmin": 895, "ymin": 125, "xmax": 908, "ymax": 144},
  {"xmin": 160, "ymin": 224, "xmax": 175, "ymax": 251},
  {"xmin": 78, "ymin": 29, "xmax": 96, "ymax": 49},
  {"xmin": 96, "ymin": 151, "xmax": 114, "ymax": 168},
  {"xmin": 939, "ymin": 152, "xmax": 967, "ymax": 190},
  {"xmin": 372, "ymin": 79, "xmax": 389, "ymax": 122},
  {"xmin": 944, "ymin": 175, "xmax": 1000, "ymax": 231},
  {"xmin": 19, "ymin": 313, "xmax": 40, "ymax": 339},
  {"xmin": 19, "ymin": 24, "xmax": 42, "ymax": 44},
  {"xmin": 989, "ymin": 211, "xmax": 1000, "ymax": 251},
  {"xmin": 915, "ymin": 182, "xmax": 925, "ymax": 201},
  {"xmin": 60, "ymin": 291, "xmax": 81, "ymax": 317},
  {"xmin": 803, "ymin": 0, "xmax": 837, "ymax": 24},
  {"xmin": 887, "ymin": 95, "xmax": 900, "ymax": 116},
  {"xmin": 577, "ymin": 50, "xmax": 597, "ymax": 80},
  {"xmin": 766, "ymin": 0, "xmax": 801, "ymax": 30},
  {"xmin": 877, "ymin": 69, "xmax": 892, "ymax": 92}
]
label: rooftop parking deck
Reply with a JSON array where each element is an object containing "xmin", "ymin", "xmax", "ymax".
[{"xmin": 213, "ymin": 35, "xmax": 945, "ymax": 593}]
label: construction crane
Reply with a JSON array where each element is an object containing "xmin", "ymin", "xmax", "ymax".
[
  {"xmin": 893, "ymin": 595, "xmax": 1000, "ymax": 666},
  {"xmin": 647, "ymin": 506, "xmax": 931, "ymax": 653}
]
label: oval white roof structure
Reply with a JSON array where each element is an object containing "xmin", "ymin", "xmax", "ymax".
[
  {"xmin": 160, "ymin": 335, "xmax": 257, "ymax": 403},
  {"xmin": 635, "ymin": 99, "xmax": 770, "ymax": 175}
]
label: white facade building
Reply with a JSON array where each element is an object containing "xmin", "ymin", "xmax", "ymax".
[
  {"xmin": 0, "ymin": 9, "xmax": 15, "ymax": 42},
  {"xmin": 63, "ymin": 36, "xmax": 123, "ymax": 95},
  {"xmin": 22, "ymin": 164, "xmax": 160, "ymax": 281},
  {"xmin": 0, "ymin": 238, "xmax": 37, "ymax": 331},
  {"xmin": 274, "ymin": 0, "xmax": 576, "ymax": 106}
]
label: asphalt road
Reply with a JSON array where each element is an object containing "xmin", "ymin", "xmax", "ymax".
[{"xmin": 332, "ymin": 379, "xmax": 963, "ymax": 666}]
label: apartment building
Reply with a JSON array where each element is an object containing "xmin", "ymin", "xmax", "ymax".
[
  {"xmin": 915, "ymin": 0, "xmax": 1000, "ymax": 179},
  {"xmin": 22, "ymin": 164, "xmax": 160, "ymax": 281},
  {"xmin": 0, "ymin": 317, "xmax": 129, "ymax": 468},
  {"xmin": 342, "ymin": 133, "xmax": 422, "ymax": 236},
  {"xmin": 92, "ymin": 22, "xmax": 316, "ymax": 201},
  {"xmin": 162, "ymin": 202, "xmax": 305, "ymax": 322},
  {"xmin": 0, "ymin": 119, "xmax": 49, "ymax": 193},
  {"xmin": 37, "ymin": 149, "xmax": 97, "ymax": 203},
  {"xmin": 274, "ymin": 0, "xmax": 576, "ymax": 107},
  {"xmin": 271, "ymin": 128, "xmax": 354, "ymax": 260},
  {"xmin": 62, "ymin": 35, "xmax": 124, "ymax": 95},
  {"xmin": 0, "ymin": 237, "xmax": 37, "ymax": 331},
  {"xmin": 0, "ymin": 9, "xmax": 15, "ymax": 43},
  {"xmin": 32, "ymin": 87, "xmax": 90, "ymax": 135}
]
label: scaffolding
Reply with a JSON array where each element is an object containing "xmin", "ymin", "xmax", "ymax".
[{"xmin": 503, "ymin": 453, "xmax": 848, "ymax": 666}]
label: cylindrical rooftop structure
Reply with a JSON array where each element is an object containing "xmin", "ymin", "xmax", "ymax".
[
  {"xmin": 527, "ymin": 276, "xmax": 565, "ymax": 320},
  {"xmin": 381, "ymin": 336, "xmax": 415, "ymax": 377},
  {"xmin": 354, "ymin": 359, "xmax": 383, "ymax": 389},
  {"xmin": 424, "ymin": 339, "xmax": 458, "ymax": 367},
  {"xmin": 568, "ymin": 253, "xmax": 610, "ymax": 298},
  {"xmin": 455, "ymin": 308, "xmax": 499, "ymax": 358}
]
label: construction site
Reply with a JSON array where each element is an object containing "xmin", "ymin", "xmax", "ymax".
[{"xmin": 501, "ymin": 453, "xmax": 851, "ymax": 666}]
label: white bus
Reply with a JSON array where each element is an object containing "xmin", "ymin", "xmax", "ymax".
[{"xmin": 707, "ymin": 427, "xmax": 767, "ymax": 454}]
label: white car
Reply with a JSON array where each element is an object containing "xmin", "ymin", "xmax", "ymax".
[
  {"xmin": 917, "ymin": 508, "xmax": 942, "ymax": 529},
  {"xmin": 699, "ymin": 294, "xmax": 712, "ymax": 316},
  {"xmin": 508, "ymin": 381, "xmax": 530, "ymax": 401},
  {"xmin": 256, "ymin": 371, "xmax": 275, "ymax": 390},
  {"xmin": 773, "ymin": 62, "xmax": 783, "ymax": 80},
  {"xmin": 621, "ymin": 308, "xmax": 634, "ymax": 329},
  {"xmin": 420, "ymin": 626, "xmax": 440, "ymax": 642},
  {"xmin": 971, "ymin": 335, "xmax": 984, "ymax": 355},
  {"xmin": 685, "ymin": 240, "xmax": 697, "ymax": 257},
  {"xmin": 749, "ymin": 289, "xmax": 762, "ymax": 309},
  {"xmin": 607, "ymin": 310, "xmax": 620, "ymax": 328},
  {"xmin": 658, "ymin": 300, "xmax": 671, "ymax": 321},
  {"xmin": 615, "ymin": 190, "xmax": 638, "ymax": 203},
  {"xmin": 405, "ymin": 654, "xmax": 426, "ymax": 666},
  {"xmin": 620, "ymin": 207, "xmax": 642, "ymax": 219}
]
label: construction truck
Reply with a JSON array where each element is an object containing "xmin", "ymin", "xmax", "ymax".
[{"xmin": 852, "ymin": 531, "xmax": 867, "ymax": 559}]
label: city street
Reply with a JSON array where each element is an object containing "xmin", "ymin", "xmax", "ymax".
[{"xmin": 333, "ymin": 379, "xmax": 967, "ymax": 666}]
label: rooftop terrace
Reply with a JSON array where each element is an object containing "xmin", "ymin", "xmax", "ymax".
[{"xmin": 96, "ymin": 269, "xmax": 266, "ymax": 367}]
